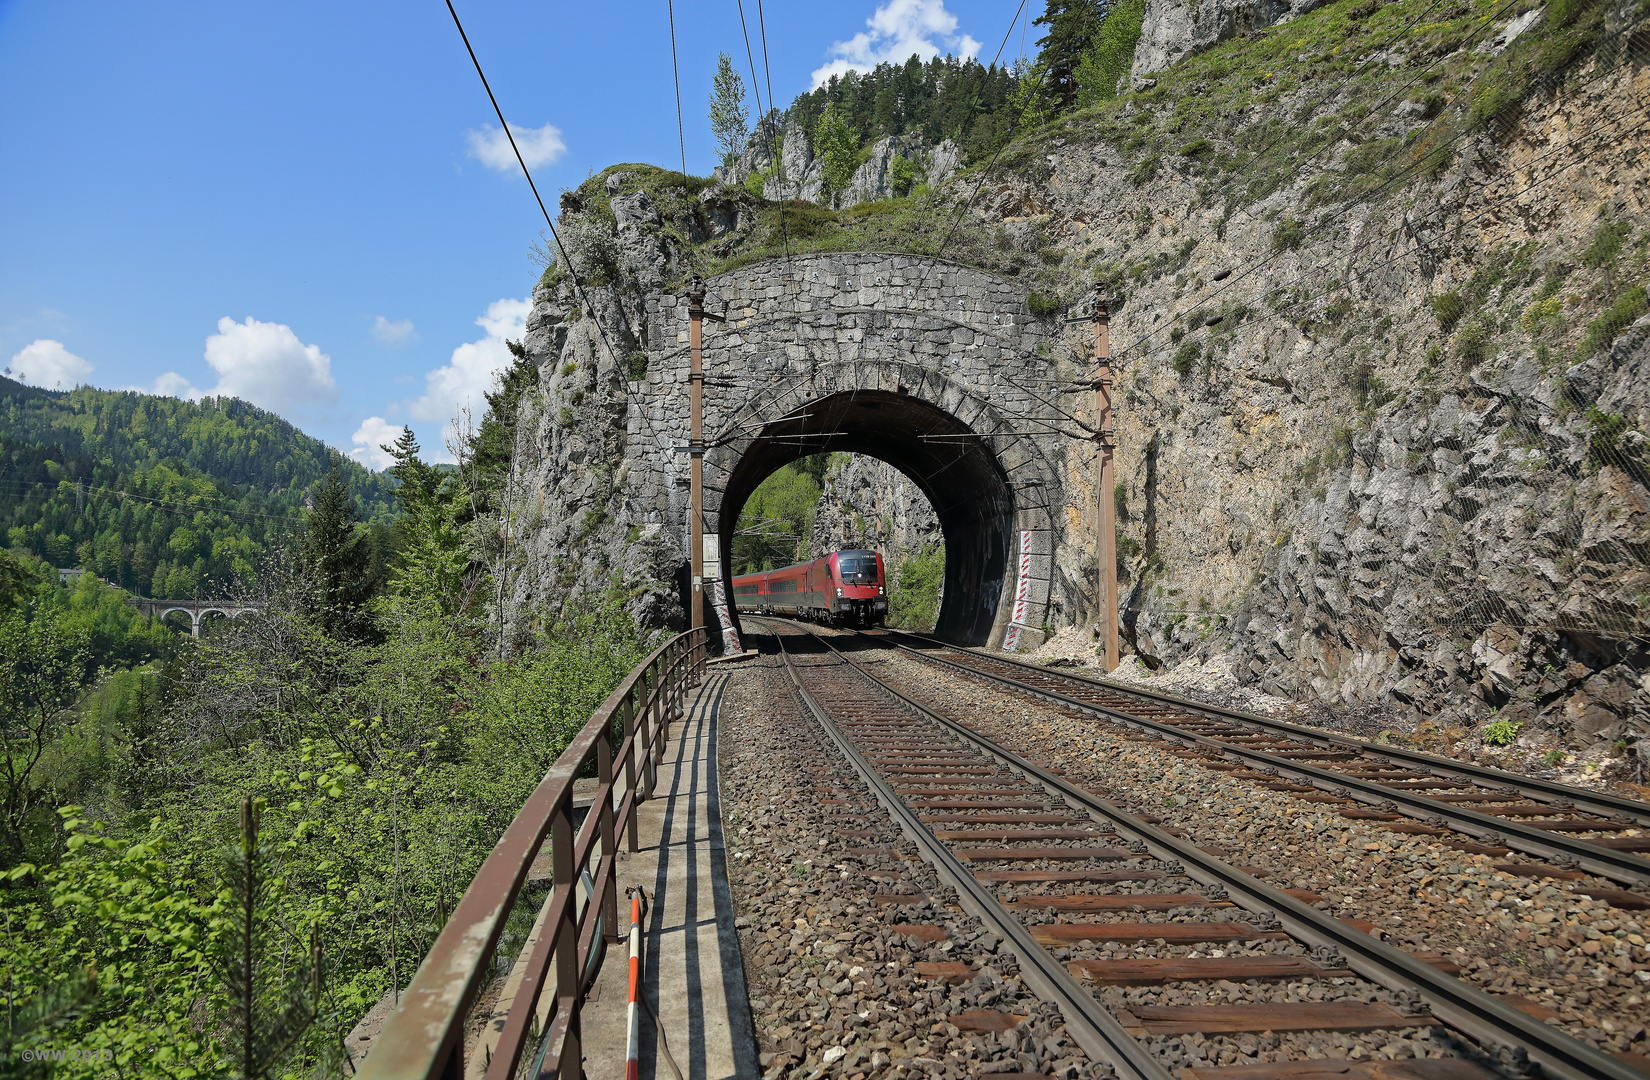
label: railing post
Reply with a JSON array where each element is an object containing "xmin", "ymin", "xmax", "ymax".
[
  {"xmin": 551, "ymin": 797, "xmax": 582, "ymax": 1079},
  {"xmin": 597, "ymin": 725, "xmax": 620, "ymax": 944},
  {"xmin": 623, "ymin": 691, "xmax": 641, "ymax": 852},
  {"xmin": 641, "ymin": 657, "xmax": 658, "ymax": 800}
]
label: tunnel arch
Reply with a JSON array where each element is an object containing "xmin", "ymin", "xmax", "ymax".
[{"xmin": 717, "ymin": 389, "xmax": 1021, "ymax": 644}]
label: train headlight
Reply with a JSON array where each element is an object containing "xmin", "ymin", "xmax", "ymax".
[{"xmin": 835, "ymin": 588, "xmax": 843, "ymax": 597}]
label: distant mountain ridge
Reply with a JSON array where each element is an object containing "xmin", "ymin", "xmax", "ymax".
[{"xmin": 0, "ymin": 376, "xmax": 396, "ymax": 598}]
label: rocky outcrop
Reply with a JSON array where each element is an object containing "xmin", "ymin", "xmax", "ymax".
[
  {"xmin": 713, "ymin": 121, "xmax": 963, "ymax": 209},
  {"xmin": 1132, "ymin": 0, "xmax": 1333, "ymax": 77},
  {"xmin": 811, "ymin": 456, "xmax": 942, "ymax": 572}
]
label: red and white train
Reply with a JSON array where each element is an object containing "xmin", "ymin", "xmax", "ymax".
[{"xmin": 730, "ymin": 548, "xmax": 888, "ymax": 627}]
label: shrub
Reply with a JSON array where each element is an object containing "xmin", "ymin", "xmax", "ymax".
[
  {"xmin": 1272, "ymin": 218, "xmax": 1306, "ymax": 251},
  {"xmin": 1482, "ymin": 718, "xmax": 1521, "ymax": 746},
  {"xmin": 626, "ymin": 351, "xmax": 648, "ymax": 381},
  {"xmin": 1130, "ymin": 155, "xmax": 1160, "ymax": 187},
  {"xmin": 1584, "ymin": 407, "xmax": 1630, "ymax": 471},
  {"xmin": 1520, "ymin": 297, "xmax": 1563, "ymax": 336},
  {"xmin": 1171, "ymin": 340, "xmax": 1201, "ymax": 375},
  {"xmin": 1027, "ymin": 292, "xmax": 1061, "ymax": 318},
  {"xmin": 1577, "ymin": 284, "xmax": 1649, "ymax": 355},
  {"xmin": 1541, "ymin": 749, "xmax": 1564, "ymax": 766},
  {"xmin": 1430, "ymin": 291, "xmax": 1467, "ymax": 333},
  {"xmin": 1456, "ymin": 318, "xmax": 1494, "ymax": 369},
  {"xmin": 1114, "ymin": 484, "xmax": 1128, "ymax": 519},
  {"xmin": 1582, "ymin": 220, "xmax": 1633, "ymax": 269},
  {"xmin": 1177, "ymin": 137, "xmax": 1213, "ymax": 157},
  {"xmin": 889, "ymin": 155, "xmax": 918, "ymax": 198}
]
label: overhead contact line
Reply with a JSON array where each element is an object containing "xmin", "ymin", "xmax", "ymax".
[{"xmin": 444, "ymin": 0, "xmax": 676, "ymax": 451}]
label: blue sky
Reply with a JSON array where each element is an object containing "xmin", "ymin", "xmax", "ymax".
[{"xmin": 0, "ymin": 0, "xmax": 1018, "ymax": 466}]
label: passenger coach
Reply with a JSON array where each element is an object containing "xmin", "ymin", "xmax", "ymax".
[{"xmin": 730, "ymin": 548, "xmax": 887, "ymax": 627}]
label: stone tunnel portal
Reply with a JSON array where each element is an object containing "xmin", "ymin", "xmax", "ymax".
[{"xmin": 717, "ymin": 389, "xmax": 1015, "ymax": 646}]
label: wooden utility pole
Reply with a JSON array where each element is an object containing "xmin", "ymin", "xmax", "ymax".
[
  {"xmin": 1093, "ymin": 287, "xmax": 1119, "ymax": 671},
  {"xmin": 687, "ymin": 277, "xmax": 706, "ymax": 633}
]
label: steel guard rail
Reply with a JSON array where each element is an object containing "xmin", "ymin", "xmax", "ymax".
[{"xmin": 356, "ymin": 627, "xmax": 708, "ymax": 1080}]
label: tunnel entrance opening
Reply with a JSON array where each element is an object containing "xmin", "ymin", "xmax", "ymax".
[
  {"xmin": 717, "ymin": 390, "xmax": 1014, "ymax": 646},
  {"xmin": 729, "ymin": 452, "xmax": 947, "ymax": 632}
]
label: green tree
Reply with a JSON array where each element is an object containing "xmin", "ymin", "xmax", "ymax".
[
  {"xmin": 814, "ymin": 104, "xmax": 861, "ymax": 203},
  {"xmin": 731, "ymin": 461, "xmax": 825, "ymax": 574},
  {"xmin": 1073, "ymin": 0, "xmax": 1145, "ymax": 106},
  {"xmin": 300, "ymin": 459, "xmax": 374, "ymax": 635},
  {"xmin": 0, "ymin": 600, "xmax": 89, "ymax": 865},
  {"xmin": 215, "ymin": 798, "xmax": 321, "ymax": 1079},
  {"xmin": 384, "ymin": 430, "xmax": 468, "ymax": 609},
  {"xmin": 709, "ymin": 52, "xmax": 750, "ymax": 166},
  {"xmin": 1033, "ymin": 0, "xmax": 1105, "ymax": 112}
]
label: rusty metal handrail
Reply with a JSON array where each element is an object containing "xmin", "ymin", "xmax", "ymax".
[{"xmin": 357, "ymin": 627, "xmax": 708, "ymax": 1080}]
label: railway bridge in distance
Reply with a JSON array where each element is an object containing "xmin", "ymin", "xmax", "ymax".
[{"xmin": 132, "ymin": 596, "xmax": 264, "ymax": 637}]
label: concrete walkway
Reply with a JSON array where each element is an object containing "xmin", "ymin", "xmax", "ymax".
[{"xmin": 580, "ymin": 669, "xmax": 760, "ymax": 1080}]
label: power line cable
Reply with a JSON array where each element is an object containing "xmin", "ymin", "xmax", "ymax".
[
  {"xmin": 753, "ymin": 0, "xmax": 792, "ymax": 267},
  {"xmin": 444, "ymin": 0, "xmax": 672, "ymax": 452},
  {"xmin": 667, "ymin": 0, "xmax": 687, "ymax": 174}
]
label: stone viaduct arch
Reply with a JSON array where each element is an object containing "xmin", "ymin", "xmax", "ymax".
[
  {"xmin": 134, "ymin": 598, "xmax": 264, "ymax": 638},
  {"xmin": 617, "ymin": 252, "xmax": 1099, "ymax": 650}
]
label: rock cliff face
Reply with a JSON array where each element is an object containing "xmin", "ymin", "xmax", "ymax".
[
  {"xmin": 712, "ymin": 121, "xmax": 962, "ymax": 208},
  {"xmin": 811, "ymin": 455, "xmax": 943, "ymax": 571},
  {"xmin": 1132, "ymin": 0, "xmax": 1333, "ymax": 77},
  {"xmin": 508, "ymin": 1, "xmax": 1650, "ymax": 766}
]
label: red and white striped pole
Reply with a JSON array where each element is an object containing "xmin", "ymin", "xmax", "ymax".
[{"xmin": 625, "ymin": 889, "xmax": 644, "ymax": 1080}]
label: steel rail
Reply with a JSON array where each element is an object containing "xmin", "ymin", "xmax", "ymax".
[
  {"xmin": 882, "ymin": 633, "xmax": 1650, "ymax": 888},
  {"xmin": 894, "ymin": 632, "xmax": 1650, "ymax": 827},
  {"xmin": 801, "ymin": 626, "xmax": 1644, "ymax": 1080},
  {"xmin": 762, "ymin": 621, "xmax": 1175, "ymax": 1080}
]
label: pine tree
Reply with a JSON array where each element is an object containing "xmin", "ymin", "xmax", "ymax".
[
  {"xmin": 1033, "ymin": 0, "xmax": 1106, "ymax": 112},
  {"xmin": 299, "ymin": 458, "xmax": 373, "ymax": 635},
  {"xmin": 709, "ymin": 53, "xmax": 750, "ymax": 166},
  {"xmin": 213, "ymin": 798, "xmax": 320, "ymax": 1079}
]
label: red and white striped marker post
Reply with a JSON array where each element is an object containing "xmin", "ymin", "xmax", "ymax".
[{"xmin": 625, "ymin": 890, "xmax": 643, "ymax": 1080}]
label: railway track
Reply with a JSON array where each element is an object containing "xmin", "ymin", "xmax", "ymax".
[
  {"xmin": 753, "ymin": 618, "xmax": 1647, "ymax": 1080},
  {"xmin": 873, "ymin": 630, "xmax": 1650, "ymax": 893}
]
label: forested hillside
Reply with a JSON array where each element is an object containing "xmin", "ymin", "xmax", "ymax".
[
  {"xmin": 0, "ymin": 340, "xmax": 658, "ymax": 1073},
  {"xmin": 0, "ymin": 376, "xmax": 396, "ymax": 598}
]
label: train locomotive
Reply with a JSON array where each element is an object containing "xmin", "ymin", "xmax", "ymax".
[{"xmin": 730, "ymin": 548, "xmax": 888, "ymax": 627}]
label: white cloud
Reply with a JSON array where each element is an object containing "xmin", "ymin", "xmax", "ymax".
[
  {"xmin": 407, "ymin": 297, "xmax": 530, "ymax": 459},
  {"xmin": 5, "ymin": 339, "xmax": 93, "ymax": 390},
  {"xmin": 811, "ymin": 0, "xmax": 981, "ymax": 88},
  {"xmin": 349, "ymin": 416, "xmax": 404, "ymax": 471},
  {"xmin": 371, "ymin": 316, "xmax": 416, "ymax": 346},
  {"xmin": 201, "ymin": 316, "xmax": 336, "ymax": 412},
  {"xmin": 144, "ymin": 371, "xmax": 203, "ymax": 399},
  {"xmin": 466, "ymin": 122, "xmax": 566, "ymax": 174}
]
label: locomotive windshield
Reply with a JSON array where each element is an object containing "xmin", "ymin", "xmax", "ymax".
[{"xmin": 838, "ymin": 551, "xmax": 878, "ymax": 583}]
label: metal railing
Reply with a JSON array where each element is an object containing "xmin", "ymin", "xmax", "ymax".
[{"xmin": 356, "ymin": 627, "xmax": 707, "ymax": 1080}]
